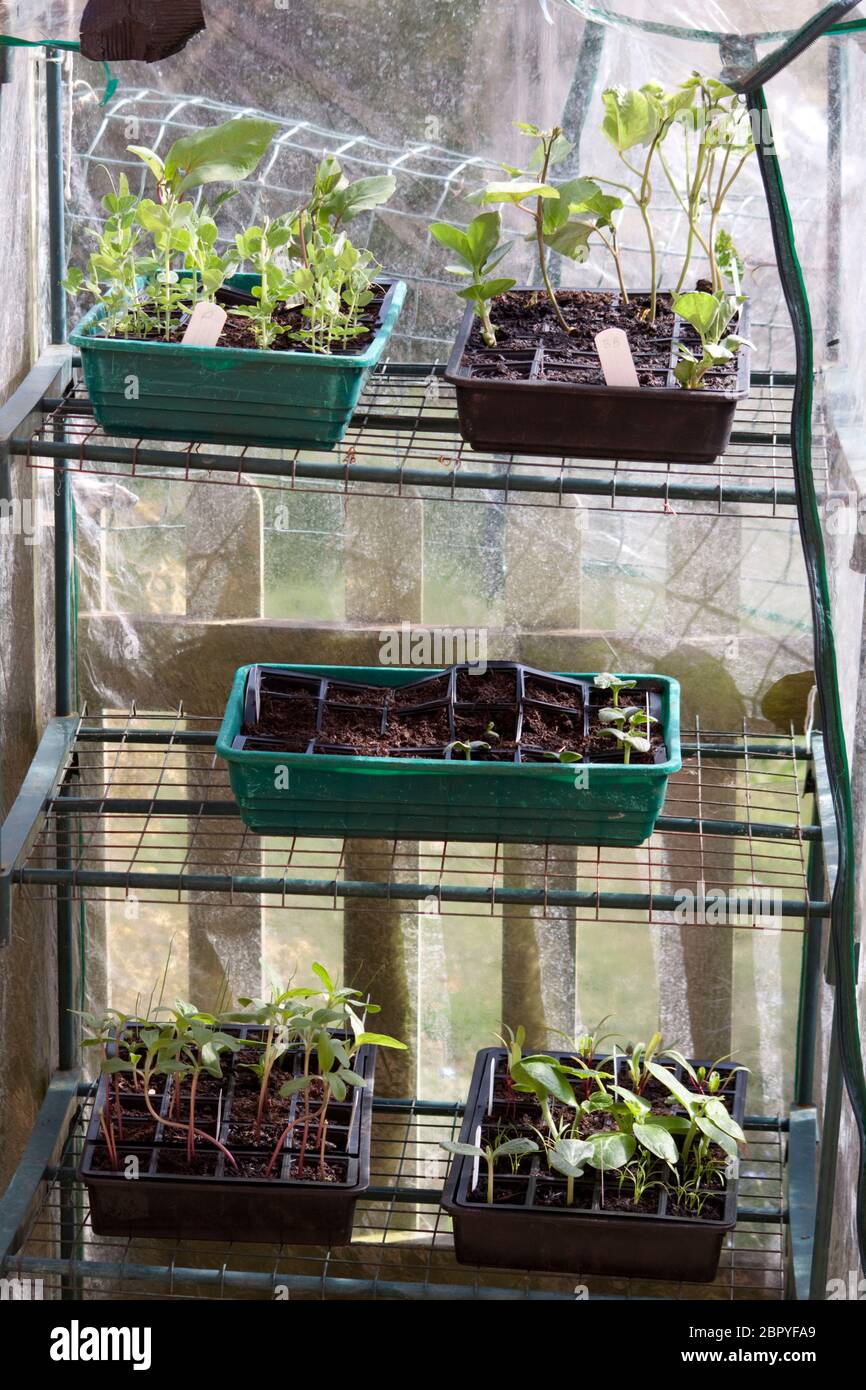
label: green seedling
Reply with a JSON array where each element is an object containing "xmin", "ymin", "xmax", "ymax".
[
  {"xmin": 430, "ymin": 211, "xmax": 516, "ymax": 347},
  {"xmin": 445, "ymin": 739, "xmax": 491, "ymax": 761},
  {"xmin": 645, "ymin": 1060, "xmax": 747, "ymax": 1213},
  {"xmin": 672, "ymin": 289, "xmax": 753, "ymax": 390},
  {"xmin": 542, "ymin": 747, "xmax": 583, "ymax": 763},
  {"xmin": 593, "ymin": 672, "xmax": 637, "ymax": 707},
  {"xmin": 441, "ymin": 1136, "xmax": 538, "ymax": 1205},
  {"xmin": 498, "ymin": 1024, "xmax": 579, "ymax": 1133},
  {"xmin": 597, "ymin": 703, "xmax": 657, "ymax": 764},
  {"xmin": 548, "ymin": 1137, "xmax": 594, "ymax": 1206}
]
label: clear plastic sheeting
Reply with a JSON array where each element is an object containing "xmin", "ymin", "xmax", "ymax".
[
  {"xmin": 51, "ymin": 1, "xmax": 865, "ymax": 1131},
  {"xmin": 0, "ymin": 1, "xmax": 87, "ymax": 43}
]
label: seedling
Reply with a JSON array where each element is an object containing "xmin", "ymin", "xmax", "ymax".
[
  {"xmin": 441, "ymin": 1136, "xmax": 538, "ymax": 1205},
  {"xmin": 644, "ymin": 1060, "xmax": 747, "ymax": 1212},
  {"xmin": 542, "ymin": 748, "xmax": 583, "ymax": 763},
  {"xmin": 497, "ymin": 1025, "xmax": 578, "ymax": 1133},
  {"xmin": 445, "ymin": 739, "xmax": 491, "ymax": 761},
  {"xmin": 548, "ymin": 1137, "xmax": 593, "ymax": 1206},
  {"xmin": 597, "ymin": 704, "xmax": 657, "ymax": 765},
  {"xmin": 430, "ymin": 211, "xmax": 516, "ymax": 347},
  {"xmin": 593, "ymin": 672, "xmax": 637, "ymax": 708},
  {"xmin": 672, "ymin": 290, "xmax": 753, "ymax": 390}
]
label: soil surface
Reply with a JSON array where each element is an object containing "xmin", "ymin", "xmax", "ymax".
[
  {"xmin": 523, "ymin": 674, "xmax": 584, "ymax": 708},
  {"xmin": 391, "ymin": 674, "xmax": 451, "ymax": 708},
  {"xmin": 463, "ymin": 290, "xmax": 739, "ymax": 391},
  {"xmin": 455, "ymin": 667, "xmax": 518, "ymax": 703},
  {"xmin": 521, "ymin": 703, "xmax": 583, "ymax": 753},
  {"xmin": 246, "ymin": 691, "xmax": 317, "ymax": 747},
  {"xmin": 100, "ymin": 284, "xmax": 387, "ymax": 355}
]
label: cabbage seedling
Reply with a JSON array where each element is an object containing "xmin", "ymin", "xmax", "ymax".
[{"xmin": 441, "ymin": 1136, "xmax": 538, "ymax": 1204}]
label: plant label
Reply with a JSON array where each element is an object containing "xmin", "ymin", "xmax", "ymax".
[
  {"xmin": 473, "ymin": 1124, "xmax": 482, "ymax": 1191},
  {"xmin": 594, "ymin": 327, "xmax": 640, "ymax": 389},
  {"xmin": 487, "ymin": 1057, "xmax": 496, "ymax": 1116},
  {"xmin": 181, "ymin": 302, "xmax": 227, "ymax": 348}
]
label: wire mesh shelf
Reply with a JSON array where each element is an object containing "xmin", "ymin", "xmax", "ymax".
[
  {"xmin": 17, "ymin": 366, "xmax": 826, "ymax": 522},
  {"xmin": 9, "ymin": 713, "xmax": 818, "ymax": 930},
  {"xmin": 6, "ymin": 1088, "xmax": 786, "ymax": 1301}
]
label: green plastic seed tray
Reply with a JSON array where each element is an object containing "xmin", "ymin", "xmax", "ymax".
[{"xmin": 216, "ymin": 665, "xmax": 682, "ymax": 846}]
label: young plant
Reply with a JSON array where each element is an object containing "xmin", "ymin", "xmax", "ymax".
[
  {"xmin": 233, "ymin": 217, "xmax": 296, "ymax": 349},
  {"xmin": 63, "ymin": 175, "xmax": 145, "ymax": 338},
  {"xmin": 645, "ymin": 1060, "xmax": 747, "ymax": 1213},
  {"xmin": 658, "ymin": 76, "xmax": 755, "ymax": 294},
  {"xmin": 445, "ymin": 739, "xmax": 491, "ymax": 761},
  {"xmin": 497, "ymin": 1024, "xmax": 579, "ymax": 1133},
  {"xmin": 672, "ymin": 289, "xmax": 753, "ymax": 390},
  {"xmin": 548, "ymin": 1137, "xmax": 593, "ymax": 1206},
  {"xmin": 542, "ymin": 748, "xmax": 583, "ymax": 763},
  {"xmin": 441, "ymin": 1135, "xmax": 538, "ymax": 1205},
  {"xmin": 430, "ymin": 211, "xmax": 516, "ymax": 347},
  {"xmin": 593, "ymin": 672, "xmax": 636, "ymax": 708}
]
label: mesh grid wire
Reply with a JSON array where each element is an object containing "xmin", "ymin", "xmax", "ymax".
[
  {"xmin": 7, "ymin": 1089, "xmax": 786, "ymax": 1301},
  {"xmin": 25, "ymin": 366, "xmax": 826, "ymax": 522},
  {"xmin": 12, "ymin": 715, "xmax": 814, "ymax": 932}
]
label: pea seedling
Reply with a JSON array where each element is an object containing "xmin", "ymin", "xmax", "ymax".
[{"xmin": 430, "ymin": 211, "xmax": 516, "ymax": 347}]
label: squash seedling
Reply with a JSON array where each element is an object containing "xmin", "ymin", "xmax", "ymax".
[
  {"xmin": 672, "ymin": 290, "xmax": 753, "ymax": 390},
  {"xmin": 542, "ymin": 748, "xmax": 583, "ymax": 763},
  {"xmin": 441, "ymin": 1135, "xmax": 538, "ymax": 1205},
  {"xmin": 645, "ymin": 1060, "xmax": 747, "ymax": 1213},
  {"xmin": 598, "ymin": 704, "xmax": 657, "ymax": 764},
  {"xmin": 593, "ymin": 672, "xmax": 637, "ymax": 707},
  {"xmin": 445, "ymin": 739, "xmax": 491, "ymax": 761}
]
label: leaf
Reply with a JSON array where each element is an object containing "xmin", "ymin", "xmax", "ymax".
[
  {"xmin": 479, "ymin": 180, "xmax": 559, "ymax": 205},
  {"xmin": 601, "ymin": 87, "xmax": 661, "ymax": 153},
  {"xmin": 633, "ymin": 1121, "xmax": 680, "ymax": 1165},
  {"xmin": 279, "ymin": 1075, "xmax": 313, "ymax": 1098},
  {"xmin": 544, "ymin": 220, "xmax": 594, "ymax": 263},
  {"xmin": 494, "ymin": 1137, "xmax": 538, "ymax": 1159},
  {"xmin": 325, "ymin": 174, "xmax": 396, "ymax": 224},
  {"xmin": 101, "ymin": 1058, "xmax": 134, "ymax": 1074},
  {"xmin": 316, "ymin": 1029, "xmax": 335, "ymax": 1074},
  {"xmin": 550, "ymin": 1138, "xmax": 593, "ymax": 1176},
  {"xmin": 165, "ymin": 117, "xmax": 279, "ymax": 195},
  {"xmin": 355, "ymin": 1032, "xmax": 408, "ymax": 1049},
  {"xmin": 127, "ymin": 144, "xmax": 165, "ymax": 182},
  {"xmin": 645, "ymin": 1060, "xmax": 696, "ymax": 1113},
  {"xmin": 326, "ymin": 1071, "xmax": 348, "ymax": 1102},
  {"xmin": 527, "ymin": 132, "xmax": 574, "ymax": 171},
  {"xmin": 441, "ymin": 1140, "xmax": 484, "ymax": 1159},
  {"xmin": 704, "ymin": 1098, "xmax": 746, "ymax": 1144},
  {"xmin": 464, "ymin": 210, "xmax": 504, "ymax": 269},
  {"xmin": 311, "ymin": 961, "xmax": 335, "ymax": 993},
  {"xmin": 598, "ymin": 707, "xmax": 626, "ymax": 725},
  {"xmin": 516, "ymin": 1059, "xmax": 576, "ymax": 1108},
  {"xmin": 430, "ymin": 221, "xmax": 470, "ymax": 264},
  {"xmin": 337, "ymin": 1068, "xmax": 367, "ymax": 1088},
  {"xmin": 586, "ymin": 1131, "xmax": 635, "ymax": 1171},
  {"xmin": 695, "ymin": 1114, "xmax": 739, "ymax": 1158}
]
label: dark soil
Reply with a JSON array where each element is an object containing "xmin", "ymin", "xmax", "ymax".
[
  {"xmin": 391, "ymin": 674, "xmax": 451, "ymax": 708},
  {"xmin": 114, "ymin": 1119, "xmax": 157, "ymax": 1144},
  {"xmin": 389, "ymin": 706, "xmax": 452, "ymax": 748},
  {"xmin": 324, "ymin": 681, "xmax": 388, "ymax": 707},
  {"xmin": 156, "ymin": 1149, "xmax": 219, "ymax": 1176},
  {"xmin": 600, "ymin": 1189, "xmax": 663, "ymax": 1216},
  {"xmin": 287, "ymin": 1158, "xmax": 343, "ymax": 1183},
  {"xmin": 453, "ymin": 706, "xmax": 519, "ymax": 745},
  {"xmin": 90, "ymin": 1146, "xmax": 151, "ymax": 1173},
  {"xmin": 103, "ymin": 284, "xmax": 387, "ymax": 356},
  {"xmin": 523, "ymin": 674, "xmax": 584, "ymax": 709},
  {"xmin": 320, "ymin": 704, "xmax": 386, "ymax": 749},
  {"xmin": 670, "ymin": 1194, "xmax": 726, "ymax": 1222},
  {"xmin": 535, "ymin": 1181, "xmax": 594, "ymax": 1210},
  {"xmin": 229, "ymin": 1153, "xmax": 279, "ymax": 1179},
  {"xmin": 521, "ymin": 703, "xmax": 583, "ymax": 753},
  {"xmin": 469, "ymin": 1181, "xmax": 526, "ymax": 1206},
  {"xmin": 245, "ymin": 691, "xmax": 317, "ymax": 747},
  {"xmin": 464, "ymin": 290, "xmax": 738, "ymax": 392},
  {"xmin": 455, "ymin": 667, "xmax": 518, "ymax": 703}
]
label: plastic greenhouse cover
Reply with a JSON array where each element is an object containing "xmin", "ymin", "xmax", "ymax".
[
  {"xmin": 0, "ymin": 1, "xmax": 87, "ymax": 43},
  {"xmin": 53, "ymin": 0, "xmax": 866, "ymax": 1117}
]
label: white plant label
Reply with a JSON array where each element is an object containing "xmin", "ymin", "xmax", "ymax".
[
  {"xmin": 181, "ymin": 301, "xmax": 227, "ymax": 347},
  {"xmin": 594, "ymin": 327, "xmax": 640, "ymax": 388},
  {"xmin": 487, "ymin": 1056, "xmax": 496, "ymax": 1116},
  {"xmin": 473, "ymin": 1123, "xmax": 482, "ymax": 1191}
]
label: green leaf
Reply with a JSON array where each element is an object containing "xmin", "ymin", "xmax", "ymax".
[
  {"xmin": 279, "ymin": 1075, "xmax": 313, "ymax": 1099},
  {"xmin": 326, "ymin": 1071, "xmax": 348, "ymax": 1102},
  {"xmin": 464, "ymin": 210, "xmax": 504, "ymax": 268},
  {"xmin": 494, "ymin": 1137, "xmax": 538, "ymax": 1159},
  {"xmin": 516, "ymin": 1059, "xmax": 576, "ymax": 1108},
  {"xmin": 586, "ymin": 1131, "xmax": 635, "ymax": 1171},
  {"xmin": 549, "ymin": 1138, "xmax": 593, "ymax": 1177},
  {"xmin": 479, "ymin": 180, "xmax": 559, "ymax": 205},
  {"xmin": 544, "ymin": 220, "xmax": 594, "ymax": 263},
  {"xmin": 601, "ymin": 87, "xmax": 661, "ymax": 153},
  {"xmin": 430, "ymin": 221, "xmax": 471, "ymax": 264},
  {"xmin": 441, "ymin": 1140, "xmax": 484, "ymax": 1159},
  {"xmin": 326, "ymin": 174, "xmax": 396, "ymax": 223},
  {"xmin": 695, "ymin": 1114, "xmax": 739, "ymax": 1158},
  {"xmin": 355, "ymin": 1032, "xmax": 407, "ymax": 1049},
  {"xmin": 704, "ymin": 1098, "xmax": 745, "ymax": 1144},
  {"xmin": 127, "ymin": 144, "xmax": 165, "ymax": 182},
  {"xmin": 645, "ymin": 1060, "xmax": 696, "ymax": 1113},
  {"xmin": 101, "ymin": 1058, "xmax": 134, "ymax": 1074},
  {"xmin": 311, "ymin": 961, "xmax": 335, "ymax": 993},
  {"xmin": 164, "ymin": 117, "xmax": 279, "ymax": 195},
  {"xmin": 337, "ymin": 1067, "xmax": 367, "ymax": 1088},
  {"xmin": 633, "ymin": 1121, "xmax": 680, "ymax": 1165}
]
